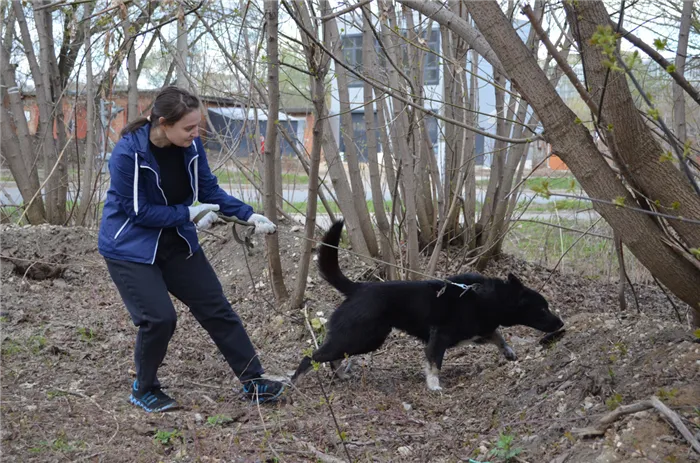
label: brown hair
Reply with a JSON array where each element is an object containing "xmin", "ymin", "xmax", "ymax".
[{"xmin": 120, "ymin": 86, "xmax": 201, "ymax": 137}]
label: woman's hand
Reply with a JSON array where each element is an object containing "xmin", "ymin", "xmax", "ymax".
[
  {"xmin": 189, "ymin": 203, "xmax": 220, "ymax": 230},
  {"xmin": 248, "ymin": 213, "xmax": 277, "ymax": 235}
]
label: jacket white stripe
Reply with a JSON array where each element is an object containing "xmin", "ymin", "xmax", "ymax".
[
  {"xmin": 191, "ymin": 142, "xmax": 199, "ymax": 204},
  {"xmin": 133, "ymin": 154, "xmax": 139, "ymax": 215}
]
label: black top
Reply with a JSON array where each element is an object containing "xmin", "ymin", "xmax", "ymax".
[
  {"xmin": 149, "ymin": 140, "xmax": 192, "ymax": 247},
  {"xmin": 149, "ymin": 141, "xmax": 191, "ymax": 206}
]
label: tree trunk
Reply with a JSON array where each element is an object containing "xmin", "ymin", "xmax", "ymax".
[
  {"xmin": 363, "ymin": 6, "xmax": 396, "ymax": 279},
  {"xmin": 673, "ymin": 0, "xmax": 692, "ymax": 144},
  {"xmin": 76, "ymin": 16, "xmax": 96, "ymax": 226},
  {"xmin": 464, "ymin": 48, "xmax": 478, "ymax": 249},
  {"xmin": 380, "ymin": 0, "xmax": 419, "ymax": 278},
  {"xmin": 324, "ymin": 2, "xmax": 379, "ymax": 258},
  {"xmin": 289, "ymin": 0, "xmax": 330, "ymax": 308},
  {"xmin": 376, "ymin": 96, "xmax": 403, "ymax": 225},
  {"xmin": 125, "ymin": 15, "xmax": 139, "ymax": 122},
  {"xmin": 0, "ymin": 18, "xmax": 46, "ymax": 224},
  {"xmin": 176, "ymin": 2, "xmax": 188, "ymax": 89},
  {"xmin": 16, "ymin": 2, "xmax": 61, "ymax": 223},
  {"xmin": 263, "ymin": 0, "xmax": 288, "ymax": 303},
  {"xmin": 566, "ymin": 1, "xmax": 700, "ymax": 249}
]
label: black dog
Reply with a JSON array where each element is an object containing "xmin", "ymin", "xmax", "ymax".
[{"xmin": 292, "ymin": 220, "xmax": 564, "ymax": 391}]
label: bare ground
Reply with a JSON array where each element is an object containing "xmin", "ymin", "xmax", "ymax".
[{"xmin": 1, "ymin": 223, "xmax": 699, "ymax": 463}]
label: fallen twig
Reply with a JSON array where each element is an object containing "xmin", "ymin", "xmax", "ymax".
[
  {"xmin": 572, "ymin": 396, "xmax": 700, "ymax": 454},
  {"xmin": 649, "ymin": 396, "xmax": 700, "ymax": 454}
]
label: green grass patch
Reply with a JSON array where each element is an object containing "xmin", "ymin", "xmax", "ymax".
[
  {"xmin": 518, "ymin": 198, "xmax": 592, "ymax": 212},
  {"xmin": 525, "ymin": 176, "xmax": 580, "ymax": 191},
  {"xmin": 503, "ymin": 218, "xmax": 618, "ymax": 278}
]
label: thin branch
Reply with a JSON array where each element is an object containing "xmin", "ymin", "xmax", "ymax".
[
  {"xmin": 320, "ymin": 0, "xmax": 372, "ymax": 22},
  {"xmin": 522, "ymin": 4, "xmax": 598, "ymax": 115},
  {"xmin": 617, "ymin": 25, "xmax": 700, "ymax": 106},
  {"xmin": 614, "ymin": 50, "xmax": 700, "ymax": 197},
  {"xmin": 510, "ymin": 218, "xmax": 613, "ymax": 240},
  {"xmin": 547, "ymin": 192, "xmax": 700, "ymax": 225}
]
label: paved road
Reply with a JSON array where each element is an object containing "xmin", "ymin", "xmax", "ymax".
[{"xmin": 0, "ymin": 181, "xmax": 586, "ymax": 207}]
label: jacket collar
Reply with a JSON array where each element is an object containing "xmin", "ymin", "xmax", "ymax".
[{"xmin": 132, "ymin": 123, "xmax": 198, "ymax": 164}]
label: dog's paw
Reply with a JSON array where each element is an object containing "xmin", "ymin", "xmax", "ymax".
[
  {"xmin": 426, "ymin": 376, "xmax": 442, "ymax": 391},
  {"xmin": 503, "ymin": 346, "xmax": 518, "ymax": 361}
]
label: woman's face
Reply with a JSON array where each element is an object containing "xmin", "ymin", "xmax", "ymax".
[{"xmin": 160, "ymin": 109, "xmax": 201, "ymax": 147}]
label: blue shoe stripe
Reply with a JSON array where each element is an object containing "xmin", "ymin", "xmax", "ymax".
[{"xmin": 129, "ymin": 393, "xmax": 176, "ymax": 413}]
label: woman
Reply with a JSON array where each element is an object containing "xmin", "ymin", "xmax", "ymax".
[{"xmin": 98, "ymin": 86, "xmax": 285, "ymax": 412}]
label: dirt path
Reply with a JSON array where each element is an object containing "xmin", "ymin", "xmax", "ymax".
[{"xmin": 1, "ymin": 223, "xmax": 698, "ymax": 462}]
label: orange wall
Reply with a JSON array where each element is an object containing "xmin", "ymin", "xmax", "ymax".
[{"xmin": 548, "ymin": 154, "xmax": 568, "ymax": 170}]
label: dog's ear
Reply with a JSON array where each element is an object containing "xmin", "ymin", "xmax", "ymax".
[{"xmin": 507, "ymin": 273, "xmax": 523, "ymax": 289}]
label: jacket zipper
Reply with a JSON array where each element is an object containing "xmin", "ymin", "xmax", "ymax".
[
  {"xmin": 177, "ymin": 152, "xmax": 200, "ymax": 259},
  {"xmin": 139, "ymin": 165, "xmax": 182, "ymax": 263}
]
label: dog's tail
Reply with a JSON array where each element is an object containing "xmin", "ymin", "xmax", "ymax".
[{"xmin": 318, "ymin": 220, "xmax": 360, "ymax": 296}]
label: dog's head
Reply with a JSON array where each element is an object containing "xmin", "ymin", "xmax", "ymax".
[{"xmin": 499, "ymin": 273, "xmax": 564, "ymax": 333}]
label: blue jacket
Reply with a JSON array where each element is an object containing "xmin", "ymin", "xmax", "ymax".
[{"xmin": 98, "ymin": 123, "xmax": 254, "ymax": 264}]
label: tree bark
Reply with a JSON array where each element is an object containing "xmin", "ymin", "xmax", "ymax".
[
  {"xmin": 462, "ymin": 1, "xmax": 700, "ymax": 326},
  {"xmin": 263, "ymin": 0, "xmax": 288, "ymax": 303}
]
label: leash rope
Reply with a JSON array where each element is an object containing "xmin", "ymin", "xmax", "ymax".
[{"xmin": 197, "ymin": 212, "xmax": 476, "ymax": 299}]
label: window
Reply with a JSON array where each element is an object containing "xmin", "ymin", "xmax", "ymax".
[
  {"xmin": 343, "ymin": 28, "xmax": 440, "ymax": 87},
  {"xmin": 400, "ymin": 29, "xmax": 440, "ymax": 85},
  {"xmin": 339, "ymin": 112, "xmax": 382, "ymax": 162},
  {"xmin": 342, "ymin": 35, "xmax": 363, "ymax": 88},
  {"xmin": 422, "ymin": 30, "xmax": 440, "ymax": 85}
]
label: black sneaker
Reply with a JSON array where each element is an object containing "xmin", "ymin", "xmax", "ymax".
[
  {"xmin": 242, "ymin": 378, "xmax": 285, "ymax": 404},
  {"xmin": 129, "ymin": 380, "xmax": 179, "ymax": 412}
]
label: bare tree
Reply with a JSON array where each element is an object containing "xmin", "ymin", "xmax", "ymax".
[
  {"xmin": 324, "ymin": 0, "xmax": 379, "ymax": 258},
  {"xmin": 0, "ymin": 11, "xmax": 45, "ymax": 224},
  {"xmin": 76, "ymin": 4, "xmax": 97, "ymax": 226},
  {"xmin": 263, "ymin": 0, "xmax": 288, "ymax": 303},
  {"xmin": 289, "ymin": 0, "xmax": 331, "ymax": 308},
  {"xmin": 176, "ymin": 2, "xmax": 189, "ymax": 90},
  {"xmin": 362, "ymin": 4, "xmax": 396, "ymax": 278}
]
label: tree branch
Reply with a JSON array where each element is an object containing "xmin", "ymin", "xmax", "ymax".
[{"xmin": 617, "ymin": 25, "xmax": 700, "ymax": 106}]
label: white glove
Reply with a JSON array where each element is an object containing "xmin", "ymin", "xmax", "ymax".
[
  {"xmin": 248, "ymin": 213, "xmax": 277, "ymax": 235},
  {"xmin": 195, "ymin": 211, "xmax": 219, "ymax": 230},
  {"xmin": 188, "ymin": 203, "xmax": 219, "ymax": 222}
]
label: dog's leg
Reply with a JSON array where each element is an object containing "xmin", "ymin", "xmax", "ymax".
[
  {"xmin": 424, "ymin": 327, "xmax": 448, "ymax": 391},
  {"xmin": 291, "ymin": 356, "xmax": 314, "ymax": 384},
  {"xmin": 483, "ymin": 329, "xmax": 517, "ymax": 361},
  {"xmin": 330, "ymin": 359, "xmax": 349, "ymax": 380}
]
